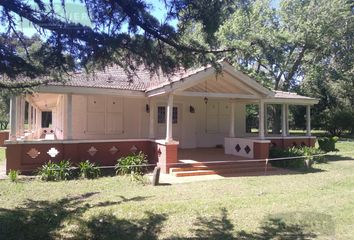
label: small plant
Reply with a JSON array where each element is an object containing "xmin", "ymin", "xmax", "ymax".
[
  {"xmin": 37, "ymin": 160, "xmax": 73, "ymax": 181},
  {"xmin": 37, "ymin": 161, "xmax": 58, "ymax": 181},
  {"xmin": 115, "ymin": 151, "xmax": 148, "ymax": 176},
  {"xmin": 8, "ymin": 169, "xmax": 20, "ymax": 182},
  {"xmin": 78, "ymin": 160, "xmax": 101, "ymax": 179},
  {"xmin": 56, "ymin": 160, "xmax": 73, "ymax": 180},
  {"xmin": 318, "ymin": 136, "xmax": 338, "ymax": 152}
]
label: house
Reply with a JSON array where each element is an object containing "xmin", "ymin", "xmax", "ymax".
[{"xmin": 5, "ymin": 61, "xmax": 318, "ymax": 175}]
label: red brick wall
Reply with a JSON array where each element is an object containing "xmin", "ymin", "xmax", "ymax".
[
  {"xmin": 0, "ymin": 131, "xmax": 9, "ymax": 147},
  {"xmin": 269, "ymin": 137, "xmax": 316, "ymax": 149},
  {"xmin": 5, "ymin": 140, "xmax": 164, "ymax": 173}
]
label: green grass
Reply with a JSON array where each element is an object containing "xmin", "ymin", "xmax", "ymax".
[
  {"xmin": 0, "ymin": 147, "xmax": 5, "ymax": 165},
  {"xmin": 0, "ymin": 143, "xmax": 353, "ymax": 239}
]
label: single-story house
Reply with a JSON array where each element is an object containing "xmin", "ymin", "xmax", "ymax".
[{"xmin": 5, "ymin": 60, "xmax": 318, "ymax": 175}]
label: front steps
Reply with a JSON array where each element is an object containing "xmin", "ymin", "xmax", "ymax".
[{"xmin": 169, "ymin": 161, "xmax": 288, "ymax": 177}]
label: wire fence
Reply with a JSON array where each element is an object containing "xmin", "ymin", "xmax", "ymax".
[{"xmin": 41, "ymin": 150, "xmax": 354, "ymax": 171}]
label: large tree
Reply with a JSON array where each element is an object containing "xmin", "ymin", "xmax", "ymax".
[
  {"xmin": 214, "ymin": 0, "xmax": 353, "ymax": 133},
  {"xmin": 0, "ymin": 0, "xmax": 237, "ymax": 89}
]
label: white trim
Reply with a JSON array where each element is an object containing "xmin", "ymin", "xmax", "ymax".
[
  {"xmin": 175, "ymin": 91, "xmax": 258, "ymax": 99},
  {"xmin": 38, "ymin": 85, "xmax": 146, "ymax": 97},
  {"xmin": 263, "ymin": 98, "xmax": 319, "ymax": 105}
]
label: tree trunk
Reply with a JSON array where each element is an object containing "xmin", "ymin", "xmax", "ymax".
[{"xmin": 270, "ymin": 105, "xmax": 282, "ymax": 134}]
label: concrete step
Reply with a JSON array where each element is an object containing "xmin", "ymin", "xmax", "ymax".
[
  {"xmin": 175, "ymin": 160, "xmax": 267, "ymax": 168},
  {"xmin": 170, "ymin": 164, "xmax": 276, "ymax": 173},
  {"xmin": 171, "ymin": 167, "xmax": 286, "ymax": 177}
]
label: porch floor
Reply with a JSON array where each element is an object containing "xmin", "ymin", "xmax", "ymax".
[{"xmin": 178, "ymin": 148, "xmax": 249, "ymax": 164}]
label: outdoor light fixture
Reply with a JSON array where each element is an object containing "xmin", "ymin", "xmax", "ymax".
[
  {"xmin": 145, "ymin": 104, "xmax": 150, "ymax": 113},
  {"xmin": 189, "ymin": 105, "xmax": 195, "ymax": 113},
  {"xmin": 204, "ymin": 97, "xmax": 208, "ymax": 104}
]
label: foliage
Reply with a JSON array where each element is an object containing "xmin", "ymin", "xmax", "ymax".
[
  {"xmin": 115, "ymin": 152, "xmax": 148, "ymax": 176},
  {"xmin": 318, "ymin": 136, "xmax": 339, "ymax": 153},
  {"xmin": 0, "ymin": 0, "xmax": 236, "ymax": 89},
  {"xmin": 78, "ymin": 160, "xmax": 101, "ymax": 179},
  {"xmin": 8, "ymin": 169, "xmax": 20, "ymax": 182},
  {"xmin": 37, "ymin": 160, "xmax": 73, "ymax": 181},
  {"xmin": 321, "ymin": 109, "xmax": 354, "ymax": 136},
  {"xmin": 270, "ymin": 146, "xmax": 325, "ymax": 169}
]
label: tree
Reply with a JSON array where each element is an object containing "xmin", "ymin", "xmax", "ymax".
[
  {"xmin": 214, "ymin": 0, "xmax": 353, "ymax": 133},
  {"xmin": 0, "ymin": 0, "xmax": 238, "ymax": 89}
]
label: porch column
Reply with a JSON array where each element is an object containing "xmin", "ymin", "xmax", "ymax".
[
  {"xmin": 259, "ymin": 99, "xmax": 265, "ymax": 139},
  {"xmin": 9, "ymin": 96, "xmax": 17, "ymax": 140},
  {"xmin": 19, "ymin": 97, "xmax": 25, "ymax": 137},
  {"xmin": 165, "ymin": 93, "xmax": 174, "ymax": 142},
  {"xmin": 282, "ymin": 104, "xmax": 288, "ymax": 137},
  {"xmin": 229, "ymin": 101, "xmax": 235, "ymax": 137},
  {"xmin": 149, "ymin": 100, "xmax": 155, "ymax": 139},
  {"xmin": 306, "ymin": 105, "xmax": 311, "ymax": 136},
  {"xmin": 264, "ymin": 104, "xmax": 268, "ymax": 135},
  {"xmin": 28, "ymin": 105, "xmax": 32, "ymax": 131},
  {"xmin": 66, "ymin": 93, "xmax": 73, "ymax": 140}
]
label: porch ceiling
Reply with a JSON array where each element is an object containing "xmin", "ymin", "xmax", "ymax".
[{"xmin": 29, "ymin": 93, "xmax": 60, "ymax": 111}]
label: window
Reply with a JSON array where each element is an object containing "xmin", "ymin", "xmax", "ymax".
[
  {"xmin": 172, "ymin": 107, "xmax": 178, "ymax": 124},
  {"xmin": 157, "ymin": 106, "xmax": 178, "ymax": 124},
  {"xmin": 157, "ymin": 106, "xmax": 166, "ymax": 123}
]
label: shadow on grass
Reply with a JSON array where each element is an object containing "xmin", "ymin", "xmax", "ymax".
[
  {"xmin": 172, "ymin": 208, "xmax": 334, "ymax": 240},
  {"xmin": 324, "ymin": 154, "xmax": 354, "ymax": 162},
  {"xmin": 0, "ymin": 192, "xmax": 151, "ymax": 240},
  {"xmin": 0, "ymin": 196, "xmax": 334, "ymax": 240}
]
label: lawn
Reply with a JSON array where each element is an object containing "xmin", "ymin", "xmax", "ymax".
[
  {"xmin": 0, "ymin": 147, "xmax": 5, "ymax": 165},
  {"xmin": 0, "ymin": 143, "xmax": 353, "ymax": 239}
]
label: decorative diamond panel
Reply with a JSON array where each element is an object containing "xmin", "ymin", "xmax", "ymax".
[
  {"xmin": 235, "ymin": 144, "xmax": 241, "ymax": 152},
  {"xmin": 109, "ymin": 146, "xmax": 119, "ymax": 155},
  {"xmin": 47, "ymin": 147, "xmax": 59, "ymax": 158},
  {"xmin": 244, "ymin": 145, "xmax": 251, "ymax": 154},
  {"xmin": 88, "ymin": 146, "xmax": 98, "ymax": 156},
  {"xmin": 27, "ymin": 148, "xmax": 40, "ymax": 159},
  {"xmin": 130, "ymin": 145, "xmax": 138, "ymax": 153}
]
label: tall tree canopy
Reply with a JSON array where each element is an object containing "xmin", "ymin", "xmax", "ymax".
[{"xmin": 0, "ymin": 0, "xmax": 238, "ymax": 88}]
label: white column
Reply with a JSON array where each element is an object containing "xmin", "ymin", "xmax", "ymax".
[
  {"xmin": 28, "ymin": 105, "xmax": 32, "ymax": 131},
  {"xmin": 259, "ymin": 100, "xmax": 265, "ymax": 139},
  {"xmin": 19, "ymin": 97, "xmax": 25, "ymax": 136},
  {"xmin": 165, "ymin": 93, "xmax": 174, "ymax": 142},
  {"xmin": 149, "ymin": 100, "xmax": 155, "ymax": 139},
  {"xmin": 286, "ymin": 105, "xmax": 289, "ymax": 135},
  {"xmin": 66, "ymin": 93, "xmax": 73, "ymax": 140},
  {"xmin": 229, "ymin": 101, "xmax": 235, "ymax": 137},
  {"xmin": 282, "ymin": 104, "xmax": 287, "ymax": 137},
  {"xmin": 264, "ymin": 104, "xmax": 268, "ymax": 135},
  {"xmin": 9, "ymin": 96, "xmax": 17, "ymax": 140},
  {"xmin": 306, "ymin": 105, "xmax": 311, "ymax": 136}
]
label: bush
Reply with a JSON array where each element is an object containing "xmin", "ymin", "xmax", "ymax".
[
  {"xmin": 37, "ymin": 161, "xmax": 58, "ymax": 181},
  {"xmin": 323, "ymin": 109, "xmax": 354, "ymax": 136},
  {"xmin": 318, "ymin": 136, "xmax": 338, "ymax": 152},
  {"xmin": 56, "ymin": 160, "xmax": 73, "ymax": 180},
  {"xmin": 78, "ymin": 160, "xmax": 101, "ymax": 179},
  {"xmin": 269, "ymin": 147, "xmax": 325, "ymax": 169},
  {"xmin": 37, "ymin": 160, "xmax": 73, "ymax": 181},
  {"xmin": 115, "ymin": 151, "xmax": 148, "ymax": 176},
  {"xmin": 8, "ymin": 169, "xmax": 20, "ymax": 182}
]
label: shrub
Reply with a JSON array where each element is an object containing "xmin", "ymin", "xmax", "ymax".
[
  {"xmin": 8, "ymin": 169, "xmax": 20, "ymax": 182},
  {"xmin": 56, "ymin": 160, "xmax": 73, "ymax": 180},
  {"xmin": 269, "ymin": 147, "xmax": 325, "ymax": 169},
  {"xmin": 37, "ymin": 160, "xmax": 73, "ymax": 181},
  {"xmin": 37, "ymin": 161, "xmax": 58, "ymax": 181},
  {"xmin": 318, "ymin": 136, "xmax": 338, "ymax": 152},
  {"xmin": 323, "ymin": 109, "xmax": 354, "ymax": 136},
  {"xmin": 78, "ymin": 160, "xmax": 101, "ymax": 179},
  {"xmin": 115, "ymin": 151, "xmax": 148, "ymax": 176}
]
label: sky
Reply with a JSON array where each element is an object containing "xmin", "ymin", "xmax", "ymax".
[{"xmin": 12, "ymin": 0, "xmax": 280, "ymax": 37}]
